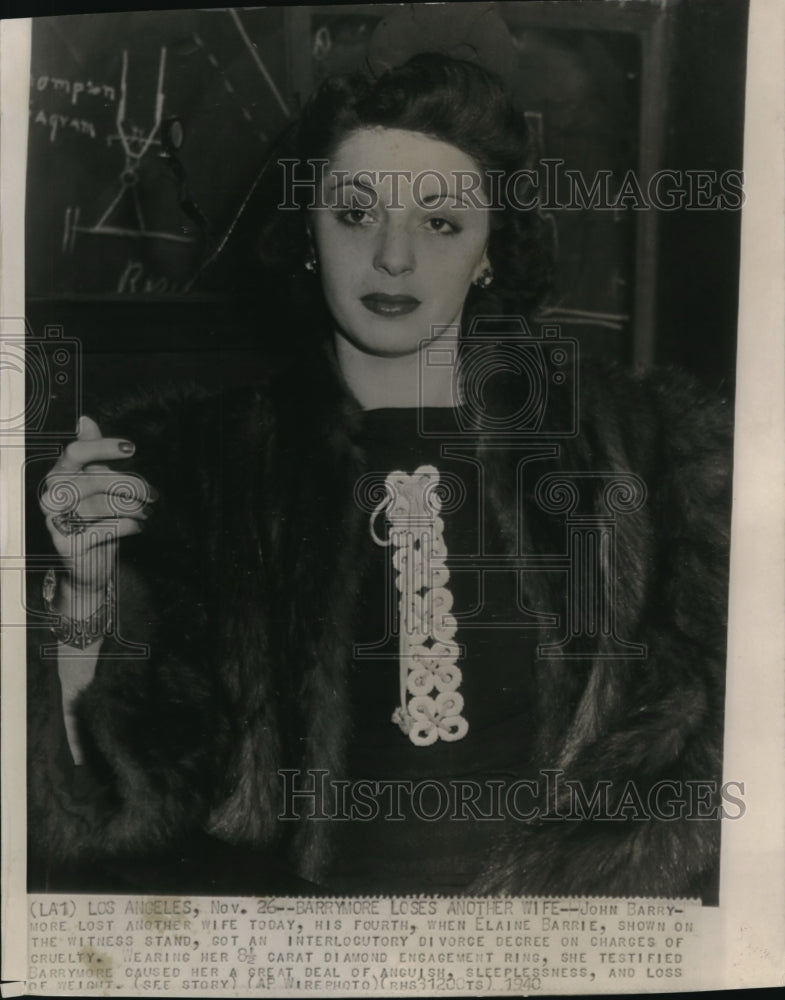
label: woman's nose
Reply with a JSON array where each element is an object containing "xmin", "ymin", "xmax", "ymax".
[{"xmin": 373, "ymin": 219, "xmax": 415, "ymax": 276}]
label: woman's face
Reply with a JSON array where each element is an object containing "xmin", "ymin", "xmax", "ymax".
[{"xmin": 310, "ymin": 127, "xmax": 491, "ymax": 357}]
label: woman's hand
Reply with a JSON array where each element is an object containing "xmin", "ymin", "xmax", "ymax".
[{"xmin": 41, "ymin": 415, "xmax": 155, "ymax": 601}]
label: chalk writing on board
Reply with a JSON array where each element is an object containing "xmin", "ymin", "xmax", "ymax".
[
  {"xmin": 61, "ymin": 46, "xmax": 196, "ymax": 254},
  {"xmin": 116, "ymin": 258, "xmax": 185, "ymax": 295},
  {"xmin": 31, "ymin": 74, "xmax": 116, "ymax": 105},
  {"xmin": 31, "ymin": 110, "xmax": 97, "ymax": 143}
]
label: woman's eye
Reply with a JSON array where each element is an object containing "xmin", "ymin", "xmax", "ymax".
[
  {"xmin": 338, "ymin": 208, "xmax": 374, "ymax": 226},
  {"xmin": 424, "ymin": 216, "xmax": 460, "ymax": 235}
]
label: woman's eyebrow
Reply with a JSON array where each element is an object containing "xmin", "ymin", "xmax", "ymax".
[
  {"xmin": 419, "ymin": 190, "xmax": 476, "ymax": 208},
  {"xmin": 326, "ymin": 175, "xmax": 376, "ymax": 193}
]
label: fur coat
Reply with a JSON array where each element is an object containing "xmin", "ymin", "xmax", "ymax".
[{"xmin": 27, "ymin": 343, "xmax": 732, "ymax": 899}]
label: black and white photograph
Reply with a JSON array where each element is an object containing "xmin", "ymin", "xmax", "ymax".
[{"xmin": 1, "ymin": 0, "xmax": 784, "ymax": 995}]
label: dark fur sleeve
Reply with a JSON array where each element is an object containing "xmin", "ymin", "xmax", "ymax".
[
  {"xmin": 471, "ymin": 365, "xmax": 732, "ymax": 900},
  {"xmin": 26, "ymin": 384, "xmax": 248, "ymax": 865}
]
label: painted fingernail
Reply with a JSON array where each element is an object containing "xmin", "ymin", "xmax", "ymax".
[{"xmin": 119, "ymin": 441, "xmax": 135, "ymax": 454}]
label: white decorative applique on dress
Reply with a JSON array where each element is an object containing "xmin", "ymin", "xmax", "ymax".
[{"xmin": 370, "ymin": 465, "xmax": 468, "ymax": 746}]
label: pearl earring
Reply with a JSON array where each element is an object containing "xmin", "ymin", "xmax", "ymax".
[
  {"xmin": 474, "ymin": 267, "xmax": 494, "ymax": 288},
  {"xmin": 304, "ymin": 229, "xmax": 318, "ymax": 273}
]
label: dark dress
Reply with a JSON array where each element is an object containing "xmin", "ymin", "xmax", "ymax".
[{"xmin": 327, "ymin": 407, "xmax": 542, "ymax": 893}]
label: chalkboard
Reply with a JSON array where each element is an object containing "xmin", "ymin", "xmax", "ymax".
[{"xmin": 25, "ymin": 3, "xmax": 663, "ymax": 364}]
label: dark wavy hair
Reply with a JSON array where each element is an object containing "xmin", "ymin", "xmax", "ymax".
[{"xmin": 227, "ymin": 53, "xmax": 553, "ymax": 327}]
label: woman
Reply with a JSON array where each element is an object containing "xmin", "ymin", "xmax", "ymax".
[{"xmin": 29, "ymin": 54, "xmax": 731, "ymax": 899}]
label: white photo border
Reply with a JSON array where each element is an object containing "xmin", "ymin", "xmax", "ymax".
[{"xmin": 2, "ymin": 1, "xmax": 784, "ymax": 994}]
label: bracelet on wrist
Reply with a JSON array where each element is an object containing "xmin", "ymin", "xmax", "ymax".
[{"xmin": 42, "ymin": 568, "xmax": 114, "ymax": 650}]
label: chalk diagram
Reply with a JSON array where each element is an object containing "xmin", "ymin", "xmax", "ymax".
[
  {"xmin": 62, "ymin": 47, "xmax": 186, "ymax": 253},
  {"xmin": 61, "ymin": 8, "xmax": 291, "ymax": 257}
]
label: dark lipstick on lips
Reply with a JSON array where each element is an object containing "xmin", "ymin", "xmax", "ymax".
[{"xmin": 360, "ymin": 293, "xmax": 421, "ymax": 317}]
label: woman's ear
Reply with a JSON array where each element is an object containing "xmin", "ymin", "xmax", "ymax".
[
  {"xmin": 471, "ymin": 247, "xmax": 493, "ymax": 287},
  {"xmin": 474, "ymin": 245, "xmax": 491, "ymax": 280}
]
